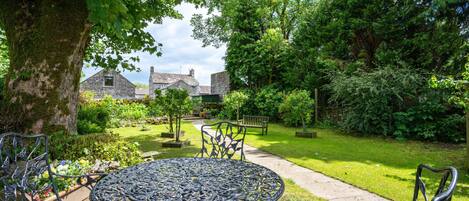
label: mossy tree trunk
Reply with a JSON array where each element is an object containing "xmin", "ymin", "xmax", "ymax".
[{"xmin": 0, "ymin": 0, "xmax": 90, "ymax": 134}]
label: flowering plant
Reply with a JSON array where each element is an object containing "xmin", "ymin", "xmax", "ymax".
[{"xmin": 34, "ymin": 160, "xmax": 91, "ymax": 200}]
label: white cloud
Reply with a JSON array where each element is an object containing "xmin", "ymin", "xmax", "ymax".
[{"xmin": 83, "ymin": 3, "xmax": 226, "ymax": 86}]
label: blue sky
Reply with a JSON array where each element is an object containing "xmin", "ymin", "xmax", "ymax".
[{"xmin": 82, "ymin": 3, "xmax": 226, "ymax": 86}]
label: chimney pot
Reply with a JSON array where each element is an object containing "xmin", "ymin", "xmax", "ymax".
[{"xmin": 189, "ymin": 68, "xmax": 195, "ymax": 77}]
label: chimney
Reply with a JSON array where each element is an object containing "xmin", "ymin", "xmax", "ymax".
[
  {"xmin": 189, "ymin": 68, "xmax": 195, "ymax": 77},
  {"xmin": 150, "ymin": 66, "xmax": 154, "ymax": 73}
]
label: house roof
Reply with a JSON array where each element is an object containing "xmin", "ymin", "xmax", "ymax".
[
  {"xmin": 135, "ymin": 88, "xmax": 149, "ymax": 95},
  {"xmin": 81, "ymin": 69, "xmax": 135, "ymax": 87},
  {"xmin": 199, "ymin": 85, "xmax": 211, "ymax": 94},
  {"xmin": 166, "ymin": 79, "xmax": 191, "ymax": 89},
  {"xmin": 151, "ymin": 72, "xmax": 199, "ymax": 86}
]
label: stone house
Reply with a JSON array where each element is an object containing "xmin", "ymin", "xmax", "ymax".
[
  {"xmin": 135, "ymin": 88, "xmax": 149, "ymax": 99},
  {"xmin": 80, "ymin": 70, "xmax": 135, "ymax": 99},
  {"xmin": 211, "ymin": 71, "xmax": 230, "ymax": 98},
  {"xmin": 149, "ymin": 67, "xmax": 209, "ymax": 97},
  {"xmin": 199, "ymin": 86, "xmax": 211, "ymax": 95}
]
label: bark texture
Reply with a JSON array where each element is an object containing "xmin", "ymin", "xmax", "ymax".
[{"xmin": 0, "ymin": 0, "xmax": 90, "ymax": 134}]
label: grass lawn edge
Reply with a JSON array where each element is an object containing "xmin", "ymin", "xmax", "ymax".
[{"xmin": 244, "ymin": 141, "xmax": 393, "ymax": 200}]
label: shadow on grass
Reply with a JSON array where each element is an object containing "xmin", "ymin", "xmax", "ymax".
[
  {"xmin": 243, "ymin": 125, "xmax": 465, "ymax": 169},
  {"xmin": 385, "ymin": 172, "xmax": 469, "ymax": 199}
]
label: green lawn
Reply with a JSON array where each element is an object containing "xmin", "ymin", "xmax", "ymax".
[
  {"xmin": 111, "ymin": 122, "xmax": 202, "ymax": 159},
  {"xmin": 110, "ymin": 122, "xmax": 322, "ymax": 201},
  {"xmin": 236, "ymin": 123, "xmax": 469, "ymax": 200}
]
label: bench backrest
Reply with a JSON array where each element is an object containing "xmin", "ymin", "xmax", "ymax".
[
  {"xmin": 242, "ymin": 115, "xmax": 269, "ymax": 126},
  {"xmin": 199, "ymin": 122, "xmax": 247, "ymax": 160}
]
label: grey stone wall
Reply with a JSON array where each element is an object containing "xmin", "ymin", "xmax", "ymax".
[
  {"xmin": 211, "ymin": 71, "xmax": 230, "ymax": 97},
  {"xmin": 80, "ymin": 70, "xmax": 135, "ymax": 99},
  {"xmin": 150, "ymin": 83, "xmax": 169, "ymax": 97}
]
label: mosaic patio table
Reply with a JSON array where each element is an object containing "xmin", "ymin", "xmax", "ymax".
[{"xmin": 90, "ymin": 158, "xmax": 284, "ymax": 201}]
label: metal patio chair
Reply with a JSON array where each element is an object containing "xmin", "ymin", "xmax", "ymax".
[
  {"xmin": 197, "ymin": 121, "xmax": 247, "ymax": 160},
  {"xmin": 0, "ymin": 133, "xmax": 105, "ymax": 201},
  {"xmin": 413, "ymin": 164, "xmax": 458, "ymax": 201}
]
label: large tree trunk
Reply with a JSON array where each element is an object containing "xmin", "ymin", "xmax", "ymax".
[{"xmin": 0, "ymin": 0, "xmax": 90, "ymax": 134}]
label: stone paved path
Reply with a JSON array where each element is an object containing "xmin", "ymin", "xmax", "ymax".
[{"xmin": 192, "ymin": 120, "xmax": 388, "ymax": 201}]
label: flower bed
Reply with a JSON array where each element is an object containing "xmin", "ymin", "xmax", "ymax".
[{"xmin": 34, "ymin": 160, "xmax": 120, "ymax": 201}]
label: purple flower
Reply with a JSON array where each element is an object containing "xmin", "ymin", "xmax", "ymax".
[{"xmin": 59, "ymin": 160, "xmax": 67, "ymax": 166}]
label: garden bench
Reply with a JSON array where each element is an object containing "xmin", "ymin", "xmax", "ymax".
[{"xmin": 238, "ymin": 115, "xmax": 269, "ymax": 135}]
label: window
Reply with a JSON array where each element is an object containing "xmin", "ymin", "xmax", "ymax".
[{"xmin": 104, "ymin": 76, "xmax": 114, "ymax": 87}]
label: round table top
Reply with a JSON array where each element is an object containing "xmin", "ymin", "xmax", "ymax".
[{"xmin": 90, "ymin": 158, "xmax": 284, "ymax": 201}]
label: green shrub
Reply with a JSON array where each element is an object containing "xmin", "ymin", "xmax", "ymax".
[
  {"xmin": 148, "ymin": 100, "xmax": 164, "ymax": 117},
  {"xmin": 279, "ymin": 90, "xmax": 315, "ymax": 130},
  {"xmin": 77, "ymin": 102, "xmax": 110, "ymax": 134},
  {"xmin": 49, "ymin": 132, "xmax": 143, "ymax": 167},
  {"xmin": 119, "ymin": 102, "xmax": 149, "ymax": 121},
  {"xmin": 254, "ymin": 86, "xmax": 284, "ymax": 120},
  {"xmin": 393, "ymin": 94, "xmax": 465, "ymax": 142},
  {"xmin": 328, "ymin": 67, "xmax": 464, "ymax": 141},
  {"xmin": 328, "ymin": 67, "xmax": 423, "ymax": 135},
  {"xmin": 77, "ymin": 94, "xmax": 150, "ymax": 133}
]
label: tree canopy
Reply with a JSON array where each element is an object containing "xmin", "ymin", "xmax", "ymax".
[
  {"xmin": 0, "ymin": 0, "xmax": 198, "ymax": 133},
  {"xmin": 191, "ymin": 0, "xmax": 313, "ymax": 89}
]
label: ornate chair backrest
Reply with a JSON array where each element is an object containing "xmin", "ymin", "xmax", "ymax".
[
  {"xmin": 413, "ymin": 164, "xmax": 458, "ymax": 201},
  {"xmin": 0, "ymin": 133, "xmax": 60, "ymax": 201},
  {"xmin": 199, "ymin": 122, "xmax": 247, "ymax": 160}
]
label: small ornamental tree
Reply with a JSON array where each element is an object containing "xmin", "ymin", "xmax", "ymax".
[
  {"xmin": 154, "ymin": 89, "xmax": 176, "ymax": 134},
  {"xmin": 168, "ymin": 89, "xmax": 192, "ymax": 142},
  {"xmin": 223, "ymin": 91, "xmax": 249, "ymax": 121},
  {"xmin": 155, "ymin": 88, "xmax": 192, "ymax": 142},
  {"xmin": 279, "ymin": 90, "xmax": 315, "ymax": 133}
]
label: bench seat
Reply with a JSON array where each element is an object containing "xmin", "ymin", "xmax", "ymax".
[{"xmin": 238, "ymin": 115, "xmax": 269, "ymax": 135}]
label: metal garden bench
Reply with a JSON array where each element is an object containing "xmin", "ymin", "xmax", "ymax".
[{"xmin": 238, "ymin": 115, "xmax": 269, "ymax": 135}]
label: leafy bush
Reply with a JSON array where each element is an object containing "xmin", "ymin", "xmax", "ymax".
[
  {"xmin": 119, "ymin": 102, "xmax": 149, "ymax": 122},
  {"xmin": 77, "ymin": 98, "xmax": 110, "ymax": 134},
  {"xmin": 393, "ymin": 93, "xmax": 465, "ymax": 142},
  {"xmin": 328, "ymin": 67, "xmax": 423, "ymax": 135},
  {"xmin": 328, "ymin": 67, "xmax": 464, "ymax": 141},
  {"xmin": 279, "ymin": 90, "xmax": 315, "ymax": 130},
  {"xmin": 49, "ymin": 132, "xmax": 143, "ymax": 167},
  {"xmin": 254, "ymin": 86, "xmax": 284, "ymax": 120},
  {"xmin": 77, "ymin": 93, "xmax": 150, "ymax": 133}
]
